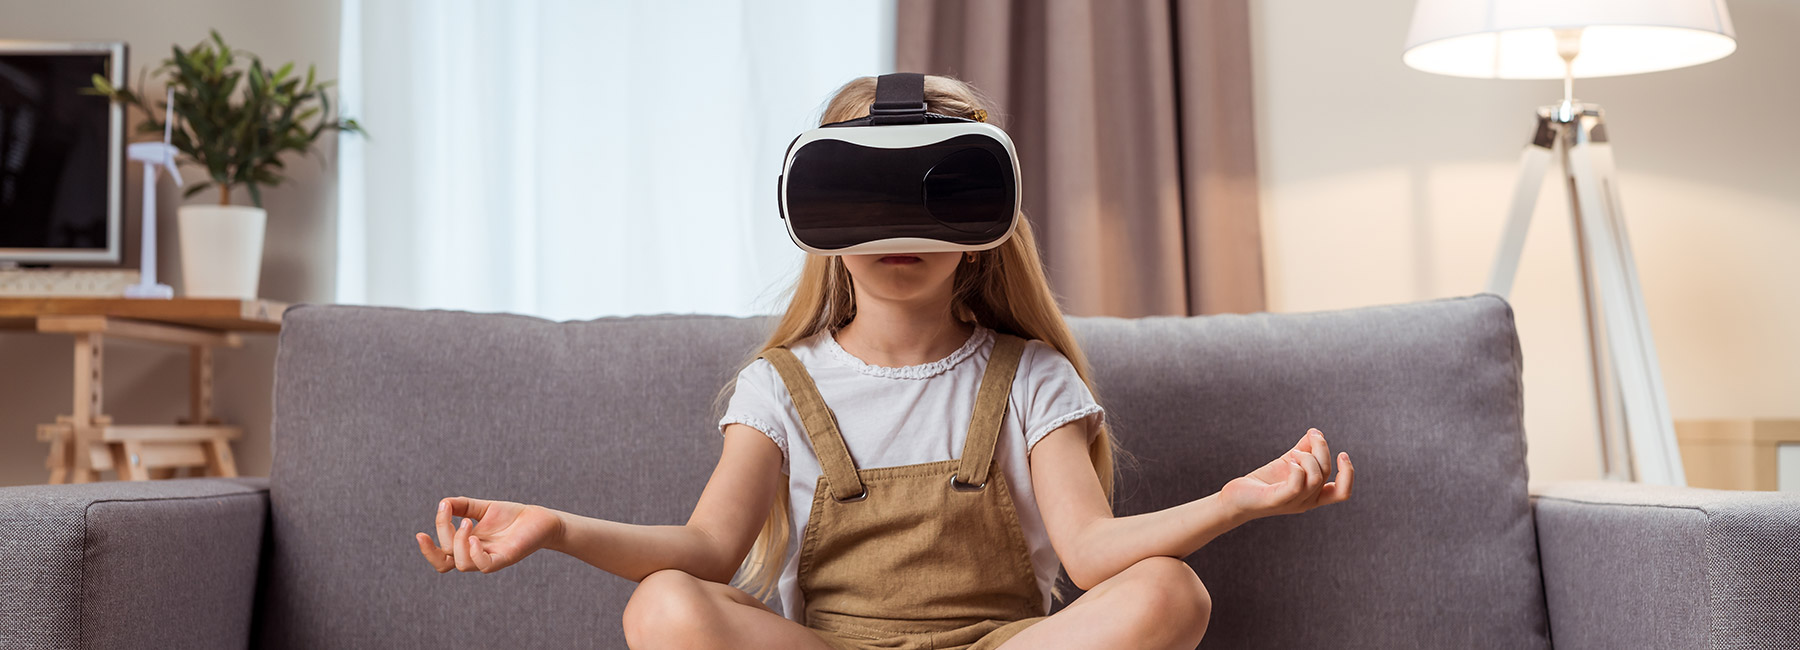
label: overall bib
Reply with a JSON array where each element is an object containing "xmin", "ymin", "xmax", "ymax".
[{"xmin": 759, "ymin": 333, "xmax": 1048, "ymax": 650}]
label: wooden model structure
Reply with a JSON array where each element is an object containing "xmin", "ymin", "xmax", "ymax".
[{"xmin": 1, "ymin": 298, "xmax": 283, "ymax": 482}]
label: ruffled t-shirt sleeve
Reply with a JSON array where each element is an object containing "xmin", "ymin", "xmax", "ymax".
[
  {"xmin": 717, "ymin": 358, "xmax": 792, "ymax": 474},
  {"xmin": 1019, "ymin": 340, "xmax": 1106, "ymax": 452}
]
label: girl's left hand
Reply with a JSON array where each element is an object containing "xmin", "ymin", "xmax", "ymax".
[{"xmin": 1219, "ymin": 428, "xmax": 1353, "ymax": 521}]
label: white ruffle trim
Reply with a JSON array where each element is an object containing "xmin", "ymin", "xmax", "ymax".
[
  {"xmin": 1026, "ymin": 404, "xmax": 1107, "ymax": 451},
  {"xmin": 822, "ymin": 325, "xmax": 992, "ymax": 380},
  {"xmin": 719, "ymin": 414, "xmax": 790, "ymax": 470}
]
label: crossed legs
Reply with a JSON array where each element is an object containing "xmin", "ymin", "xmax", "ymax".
[
  {"xmin": 621, "ymin": 556, "xmax": 1210, "ymax": 650},
  {"xmin": 622, "ymin": 569, "xmax": 832, "ymax": 650},
  {"xmin": 998, "ymin": 556, "xmax": 1210, "ymax": 649}
]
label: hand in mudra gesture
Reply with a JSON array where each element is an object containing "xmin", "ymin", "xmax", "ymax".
[
  {"xmin": 415, "ymin": 496, "xmax": 563, "ymax": 573},
  {"xmin": 1221, "ymin": 428, "xmax": 1355, "ymax": 520}
]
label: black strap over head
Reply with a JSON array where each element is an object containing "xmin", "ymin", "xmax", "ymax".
[
  {"xmin": 869, "ymin": 72, "xmax": 928, "ymax": 125},
  {"xmin": 815, "ymin": 72, "xmax": 978, "ymax": 129}
]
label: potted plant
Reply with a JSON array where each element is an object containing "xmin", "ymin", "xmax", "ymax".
[{"xmin": 89, "ymin": 30, "xmax": 363, "ymax": 299}]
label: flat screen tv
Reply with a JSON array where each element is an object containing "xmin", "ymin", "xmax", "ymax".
[{"xmin": 0, "ymin": 40, "xmax": 126, "ymax": 265}]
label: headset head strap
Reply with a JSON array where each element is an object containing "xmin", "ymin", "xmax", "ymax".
[{"xmin": 869, "ymin": 72, "xmax": 928, "ymax": 125}]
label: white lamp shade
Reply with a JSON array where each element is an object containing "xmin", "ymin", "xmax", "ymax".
[{"xmin": 1404, "ymin": 0, "xmax": 1737, "ymax": 79}]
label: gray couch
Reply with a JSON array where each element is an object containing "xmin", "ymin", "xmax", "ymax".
[{"xmin": 4, "ymin": 294, "xmax": 1796, "ymax": 649}]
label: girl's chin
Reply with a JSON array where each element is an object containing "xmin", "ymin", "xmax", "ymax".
[{"xmin": 864, "ymin": 281, "xmax": 952, "ymax": 301}]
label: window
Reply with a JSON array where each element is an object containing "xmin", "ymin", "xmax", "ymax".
[{"xmin": 338, "ymin": 0, "xmax": 896, "ymax": 319}]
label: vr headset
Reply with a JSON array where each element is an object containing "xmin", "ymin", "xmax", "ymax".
[{"xmin": 777, "ymin": 72, "xmax": 1021, "ymax": 256}]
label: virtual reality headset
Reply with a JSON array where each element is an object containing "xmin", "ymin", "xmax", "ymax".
[{"xmin": 777, "ymin": 72, "xmax": 1022, "ymax": 256}]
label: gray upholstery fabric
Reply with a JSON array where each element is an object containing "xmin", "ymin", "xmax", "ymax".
[
  {"xmin": 1534, "ymin": 480, "xmax": 1800, "ymax": 650},
  {"xmin": 0, "ymin": 477, "xmax": 267, "ymax": 650},
  {"xmin": 262, "ymin": 293, "xmax": 1548, "ymax": 649},
  {"xmin": 260, "ymin": 307, "xmax": 774, "ymax": 649},
  {"xmin": 1062, "ymin": 294, "xmax": 1548, "ymax": 649}
]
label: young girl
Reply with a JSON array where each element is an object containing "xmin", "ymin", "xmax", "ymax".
[{"xmin": 415, "ymin": 75, "xmax": 1353, "ymax": 650}]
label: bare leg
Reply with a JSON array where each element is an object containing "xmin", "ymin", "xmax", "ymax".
[
  {"xmin": 622, "ymin": 569, "xmax": 835, "ymax": 650},
  {"xmin": 997, "ymin": 556, "xmax": 1210, "ymax": 650}
]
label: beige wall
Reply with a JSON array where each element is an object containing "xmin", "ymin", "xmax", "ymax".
[
  {"xmin": 0, "ymin": 0, "xmax": 339, "ymax": 486},
  {"xmin": 1251, "ymin": 0, "xmax": 1800, "ymax": 484}
]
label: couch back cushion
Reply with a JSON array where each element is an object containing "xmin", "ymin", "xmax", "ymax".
[
  {"xmin": 1068, "ymin": 295, "xmax": 1548, "ymax": 648},
  {"xmin": 259, "ymin": 295, "xmax": 1547, "ymax": 649}
]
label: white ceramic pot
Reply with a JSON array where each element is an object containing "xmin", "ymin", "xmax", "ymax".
[{"xmin": 178, "ymin": 205, "xmax": 267, "ymax": 299}]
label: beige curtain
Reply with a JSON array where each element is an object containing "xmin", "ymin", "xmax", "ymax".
[{"xmin": 897, "ymin": 0, "xmax": 1265, "ymax": 317}]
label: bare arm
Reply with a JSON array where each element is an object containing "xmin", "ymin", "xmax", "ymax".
[
  {"xmin": 1031, "ymin": 420, "xmax": 1353, "ymax": 590},
  {"xmin": 548, "ymin": 423, "xmax": 784, "ymax": 584}
]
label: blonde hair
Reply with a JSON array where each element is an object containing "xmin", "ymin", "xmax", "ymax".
[{"xmin": 718, "ymin": 75, "xmax": 1121, "ymax": 604}]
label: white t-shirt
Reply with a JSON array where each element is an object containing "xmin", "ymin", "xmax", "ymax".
[{"xmin": 717, "ymin": 324, "xmax": 1106, "ymax": 622}]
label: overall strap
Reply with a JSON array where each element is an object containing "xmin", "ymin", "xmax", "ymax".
[
  {"xmin": 759, "ymin": 347, "xmax": 867, "ymax": 501},
  {"xmin": 956, "ymin": 333, "xmax": 1027, "ymax": 488}
]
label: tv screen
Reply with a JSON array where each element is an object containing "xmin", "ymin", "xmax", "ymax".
[{"xmin": 0, "ymin": 41, "xmax": 125, "ymax": 264}]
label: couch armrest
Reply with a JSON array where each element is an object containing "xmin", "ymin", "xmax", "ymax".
[
  {"xmin": 1531, "ymin": 480, "xmax": 1800, "ymax": 650},
  {"xmin": 0, "ymin": 477, "xmax": 268, "ymax": 650}
]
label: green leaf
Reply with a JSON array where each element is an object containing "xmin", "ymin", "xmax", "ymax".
[
  {"xmin": 210, "ymin": 30, "xmax": 231, "ymax": 66},
  {"xmin": 127, "ymin": 30, "xmax": 362, "ymax": 208},
  {"xmin": 171, "ymin": 45, "xmax": 198, "ymax": 78},
  {"xmin": 182, "ymin": 181, "xmax": 215, "ymax": 199}
]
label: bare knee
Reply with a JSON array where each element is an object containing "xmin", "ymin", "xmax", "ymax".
[
  {"xmin": 1123, "ymin": 557, "xmax": 1211, "ymax": 643},
  {"xmin": 623, "ymin": 569, "xmax": 724, "ymax": 649}
]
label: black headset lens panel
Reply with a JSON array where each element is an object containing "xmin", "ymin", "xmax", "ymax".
[
  {"xmin": 786, "ymin": 134, "xmax": 1016, "ymax": 252},
  {"xmin": 924, "ymin": 148, "xmax": 1010, "ymax": 233}
]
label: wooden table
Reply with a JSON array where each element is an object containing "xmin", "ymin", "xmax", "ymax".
[
  {"xmin": 0, "ymin": 298, "xmax": 286, "ymax": 483},
  {"xmin": 1676, "ymin": 419, "xmax": 1800, "ymax": 492}
]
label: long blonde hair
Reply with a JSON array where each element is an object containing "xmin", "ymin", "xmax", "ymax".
[{"xmin": 719, "ymin": 75, "xmax": 1121, "ymax": 603}]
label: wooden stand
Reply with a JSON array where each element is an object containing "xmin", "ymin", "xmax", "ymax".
[{"xmin": 2, "ymin": 298, "xmax": 283, "ymax": 483}]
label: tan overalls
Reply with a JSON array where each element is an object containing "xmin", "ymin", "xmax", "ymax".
[{"xmin": 758, "ymin": 332, "xmax": 1048, "ymax": 650}]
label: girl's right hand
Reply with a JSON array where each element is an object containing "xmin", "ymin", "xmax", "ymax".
[{"xmin": 415, "ymin": 496, "xmax": 564, "ymax": 574}]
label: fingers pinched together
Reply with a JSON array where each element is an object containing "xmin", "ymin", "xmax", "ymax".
[
  {"xmin": 1275, "ymin": 428, "xmax": 1354, "ymax": 512},
  {"xmin": 415, "ymin": 496, "xmax": 500, "ymax": 573}
]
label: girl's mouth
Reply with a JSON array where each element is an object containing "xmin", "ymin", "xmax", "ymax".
[{"xmin": 878, "ymin": 255, "xmax": 922, "ymax": 265}]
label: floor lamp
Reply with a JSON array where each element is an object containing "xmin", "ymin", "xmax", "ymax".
[{"xmin": 1402, "ymin": 0, "xmax": 1738, "ymax": 485}]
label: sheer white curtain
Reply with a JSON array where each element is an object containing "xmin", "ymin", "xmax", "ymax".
[{"xmin": 337, "ymin": 0, "xmax": 895, "ymax": 319}]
